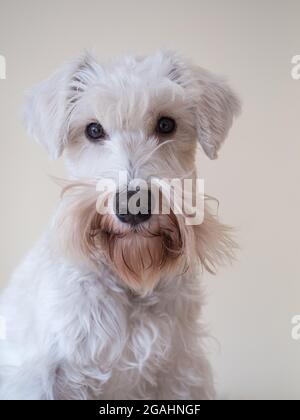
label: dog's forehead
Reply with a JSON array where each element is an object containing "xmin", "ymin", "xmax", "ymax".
[
  {"xmin": 78, "ymin": 55, "xmax": 187, "ymax": 128},
  {"xmin": 101, "ymin": 56, "xmax": 176, "ymax": 97}
]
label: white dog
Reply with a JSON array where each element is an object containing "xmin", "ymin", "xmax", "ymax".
[{"xmin": 0, "ymin": 51, "xmax": 240, "ymax": 400}]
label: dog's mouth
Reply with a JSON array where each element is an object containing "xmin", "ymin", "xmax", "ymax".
[
  {"xmin": 88, "ymin": 210, "xmax": 184, "ymax": 291},
  {"xmin": 53, "ymin": 179, "xmax": 186, "ymax": 292}
]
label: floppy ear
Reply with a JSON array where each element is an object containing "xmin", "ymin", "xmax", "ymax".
[
  {"xmin": 23, "ymin": 52, "xmax": 100, "ymax": 159},
  {"xmin": 192, "ymin": 67, "xmax": 241, "ymax": 159},
  {"xmin": 163, "ymin": 51, "xmax": 241, "ymax": 159}
]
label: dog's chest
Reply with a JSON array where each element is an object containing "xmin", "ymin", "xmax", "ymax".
[
  {"xmin": 98, "ymin": 301, "xmax": 175, "ymax": 399},
  {"xmin": 53, "ymin": 274, "xmax": 184, "ymax": 399}
]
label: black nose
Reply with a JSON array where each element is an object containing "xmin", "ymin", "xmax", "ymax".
[{"xmin": 115, "ymin": 189, "xmax": 152, "ymax": 226}]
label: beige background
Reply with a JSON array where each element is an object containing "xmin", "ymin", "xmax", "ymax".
[{"xmin": 0, "ymin": 0, "xmax": 300, "ymax": 399}]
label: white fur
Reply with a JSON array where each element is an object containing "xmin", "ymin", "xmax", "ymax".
[{"xmin": 0, "ymin": 51, "xmax": 240, "ymax": 400}]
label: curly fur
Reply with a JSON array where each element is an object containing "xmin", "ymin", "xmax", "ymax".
[{"xmin": 0, "ymin": 51, "xmax": 240, "ymax": 400}]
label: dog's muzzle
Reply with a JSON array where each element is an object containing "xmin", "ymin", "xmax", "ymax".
[{"xmin": 114, "ymin": 188, "xmax": 153, "ymax": 226}]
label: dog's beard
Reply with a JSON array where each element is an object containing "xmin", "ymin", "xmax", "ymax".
[
  {"xmin": 53, "ymin": 181, "xmax": 187, "ymax": 292},
  {"xmin": 90, "ymin": 211, "xmax": 184, "ymax": 291},
  {"xmin": 53, "ymin": 180, "xmax": 235, "ymax": 293}
]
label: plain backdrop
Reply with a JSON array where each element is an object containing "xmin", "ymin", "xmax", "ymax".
[{"xmin": 0, "ymin": 0, "xmax": 300, "ymax": 399}]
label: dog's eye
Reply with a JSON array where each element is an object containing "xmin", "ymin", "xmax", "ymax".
[
  {"xmin": 156, "ymin": 117, "xmax": 176, "ymax": 135},
  {"xmin": 85, "ymin": 122, "xmax": 106, "ymax": 142}
]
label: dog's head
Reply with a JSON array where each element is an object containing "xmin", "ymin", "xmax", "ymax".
[{"xmin": 24, "ymin": 51, "xmax": 240, "ymax": 293}]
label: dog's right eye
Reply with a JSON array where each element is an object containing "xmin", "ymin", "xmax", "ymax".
[
  {"xmin": 85, "ymin": 122, "xmax": 106, "ymax": 142},
  {"xmin": 156, "ymin": 117, "xmax": 176, "ymax": 136}
]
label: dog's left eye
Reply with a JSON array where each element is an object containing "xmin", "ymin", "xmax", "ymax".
[
  {"xmin": 85, "ymin": 122, "xmax": 106, "ymax": 142},
  {"xmin": 156, "ymin": 117, "xmax": 176, "ymax": 135}
]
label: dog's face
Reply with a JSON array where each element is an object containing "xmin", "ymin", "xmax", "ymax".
[{"xmin": 24, "ymin": 51, "xmax": 240, "ymax": 293}]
